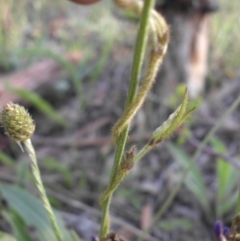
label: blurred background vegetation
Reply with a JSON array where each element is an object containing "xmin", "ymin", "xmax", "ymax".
[
  {"xmin": 0, "ymin": 0, "xmax": 240, "ymax": 241},
  {"xmin": 210, "ymin": 0, "xmax": 240, "ymax": 84}
]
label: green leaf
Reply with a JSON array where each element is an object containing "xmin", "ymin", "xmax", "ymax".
[
  {"xmin": 209, "ymin": 137, "xmax": 239, "ymax": 215},
  {"xmin": 70, "ymin": 231, "xmax": 82, "ymax": 241},
  {"xmin": 159, "ymin": 218, "xmax": 193, "ymax": 232},
  {"xmin": 0, "ymin": 151, "xmax": 15, "ymax": 167},
  {"xmin": 16, "ymin": 161, "xmax": 32, "ymax": 182},
  {"xmin": 5, "ymin": 86, "xmax": 67, "ymax": 127},
  {"xmin": 0, "ymin": 185, "xmax": 74, "ymax": 241},
  {"xmin": 167, "ymin": 143, "xmax": 210, "ymax": 212},
  {"xmin": 41, "ymin": 157, "xmax": 72, "ymax": 187},
  {"xmin": 220, "ymin": 191, "xmax": 238, "ymax": 215},
  {"xmin": 3, "ymin": 209, "xmax": 34, "ymax": 241},
  {"xmin": 18, "ymin": 48, "xmax": 84, "ymax": 109},
  {"xmin": 78, "ymin": 170, "xmax": 87, "ymax": 191},
  {"xmin": 152, "ymin": 89, "xmax": 194, "ymax": 144},
  {"xmin": 116, "ymin": 188, "xmax": 142, "ymax": 211},
  {"xmin": 0, "ymin": 231, "xmax": 17, "ymax": 241}
]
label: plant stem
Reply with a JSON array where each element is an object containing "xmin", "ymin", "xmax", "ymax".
[
  {"xmin": 99, "ymin": 0, "xmax": 155, "ymax": 238},
  {"xmin": 24, "ymin": 139, "xmax": 63, "ymax": 241},
  {"xmin": 134, "ymin": 144, "xmax": 151, "ymax": 163},
  {"xmin": 137, "ymin": 93, "xmax": 240, "ymax": 241}
]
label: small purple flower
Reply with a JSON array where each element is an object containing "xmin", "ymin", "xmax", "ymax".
[
  {"xmin": 223, "ymin": 227, "xmax": 231, "ymax": 237},
  {"xmin": 214, "ymin": 220, "xmax": 223, "ymax": 237},
  {"xmin": 91, "ymin": 236, "xmax": 99, "ymax": 241}
]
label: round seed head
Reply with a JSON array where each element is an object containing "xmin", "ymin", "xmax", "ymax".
[{"xmin": 1, "ymin": 102, "xmax": 35, "ymax": 142}]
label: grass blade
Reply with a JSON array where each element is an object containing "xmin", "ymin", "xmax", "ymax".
[
  {"xmin": 209, "ymin": 136, "xmax": 239, "ymax": 216},
  {"xmin": 159, "ymin": 218, "xmax": 193, "ymax": 232},
  {"xmin": 6, "ymin": 86, "xmax": 67, "ymax": 127},
  {"xmin": 3, "ymin": 209, "xmax": 34, "ymax": 241},
  {"xmin": 0, "ymin": 151, "xmax": 15, "ymax": 167},
  {"xmin": 0, "ymin": 185, "xmax": 74, "ymax": 241},
  {"xmin": 167, "ymin": 143, "xmax": 210, "ymax": 212},
  {"xmin": 0, "ymin": 231, "xmax": 18, "ymax": 241}
]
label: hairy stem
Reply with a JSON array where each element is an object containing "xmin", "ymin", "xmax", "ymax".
[
  {"xmin": 112, "ymin": 50, "xmax": 164, "ymax": 143},
  {"xmin": 24, "ymin": 139, "xmax": 63, "ymax": 241},
  {"xmin": 99, "ymin": 0, "xmax": 155, "ymax": 238}
]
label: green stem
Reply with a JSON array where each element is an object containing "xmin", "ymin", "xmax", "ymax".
[
  {"xmin": 99, "ymin": 0, "xmax": 155, "ymax": 238},
  {"xmin": 134, "ymin": 144, "xmax": 151, "ymax": 163},
  {"xmin": 137, "ymin": 94, "xmax": 240, "ymax": 241},
  {"xmin": 24, "ymin": 139, "xmax": 63, "ymax": 241}
]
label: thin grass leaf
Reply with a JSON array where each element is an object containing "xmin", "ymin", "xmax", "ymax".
[
  {"xmin": 167, "ymin": 143, "xmax": 210, "ymax": 212},
  {"xmin": 5, "ymin": 86, "xmax": 66, "ymax": 127},
  {"xmin": 0, "ymin": 151, "xmax": 15, "ymax": 167},
  {"xmin": 90, "ymin": 37, "xmax": 114, "ymax": 83},
  {"xmin": 217, "ymin": 157, "xmax": 237, "ymax": 198},
  {"xmin": 159, "ymin": 218, "xmax": 193, "ymax": 231},
  {"xmin": 78, "ymin": 170, "xmax": 87, "ymax": 191},
  {"xmin": 209, "ymin": 137, "xmax": 239, "ymax": 215},
  {"xmin": 18, "ymin": 48, "xmax": 83, "ymax": 109},
  {"xmin": 210, "ymin": 137, "xmax": 238, "ymax": 192},
  {"xmin": 117, "ymin": 188, "xmax": 142, "ymax": 211},
  {"xmin": 41, "ymin": 157, "xmax": 72, "ymax": 187},
  {"xmin": 220, "ymin": 191, "xmax": 238, "ymax": 215},
  {"xmin": 16, "ymin": 161, "xmax": 32, "ymax": 182},
  {"xmin": 70, "ymin": 231, "xmax": 82, "ymax": 241},
  {"xmin": 0, "ymin": 185, "xmax": 74, "ymax": 241},
  {"xmin": 3, "ymin": 209, "xmax": 34, "ymax": 241},
  {"xmin": 0, "ymin": 231, "xmax": 17, "ymax": 241},
  {"xmin": 1, "ymin": 185, "xmax": 56, "ymax": 241}
]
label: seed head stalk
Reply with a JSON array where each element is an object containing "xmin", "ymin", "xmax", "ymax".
[
  {"xmin": 1, "ymin": 102, "xmax": 63, "ymax": 241},
  {"xmin": 24, "ymin": 139, "xmax": 63, "ymax": 241}
]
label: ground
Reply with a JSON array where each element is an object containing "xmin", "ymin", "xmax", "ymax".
[{"xmin": 0, "ymin": 0, "xmax": 240, "ymax": 241}]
